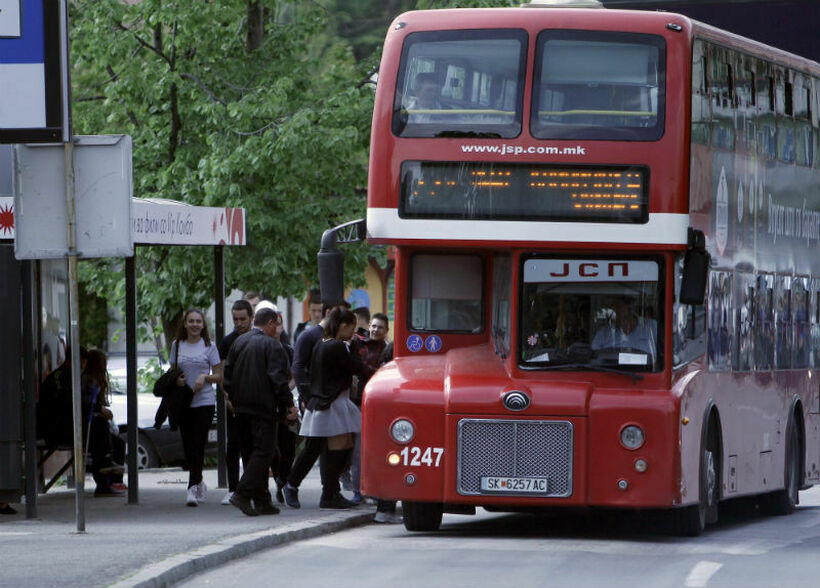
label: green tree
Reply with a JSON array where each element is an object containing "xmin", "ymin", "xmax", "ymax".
[{"xmin": 71, "ymin": 1, "xmax": 376, "ymax": 347}]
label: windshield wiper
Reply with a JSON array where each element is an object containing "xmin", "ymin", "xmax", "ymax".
[
  {"xmin": 434, "ymin": 130, "xmax": 502, "ymax": 138},
  {"xmin": 539, "ymin": 363, "xmax": 644, "ymax": 382}
]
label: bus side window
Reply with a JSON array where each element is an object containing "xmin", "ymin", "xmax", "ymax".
[
  {"xmin": 733, "ymin": 272, "xmax": 754, "ymax": 371},
  {"xmin": 707, "ymin": 270, "xmax": 732, "ymax": 372},
  {"xmin": 792, "ymin": 277, "xmax": 810, "ymax": 369},
  {"xmin": 812, "ymin": 278, "xmax": 820, "ymax": 368},
  {"xmin": 753, "ymin": 274, "xmax": 774, "ymax": 370},
  {"xmin": 673, "ymin": 254, "xmax": 707, "ymax": 367},
  {"xmin": 774, "ymin": 275, "xmax": 793, "ymax": 369}
]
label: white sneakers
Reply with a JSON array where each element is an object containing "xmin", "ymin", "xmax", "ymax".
[
  {"xmin": 374, "ymin": 511, "xmax": 403, "ymax": 524},
  {"xmin": 196, "ymin": 481, "xmax": 207, "ymax": 502},
  {"xmin": 186, "ymin": 486, "xmax": 198, "ymax": 507},
  {"xmin": 186, "ymin": 482, "xmax": 207, "ymax": 506},
  {"xmin": 221, "ymin": 491, "xmax": 233, "ymax": 506}
]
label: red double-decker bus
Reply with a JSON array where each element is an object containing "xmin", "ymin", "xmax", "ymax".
[{"xmin": 320, "ymin": 0, "xmax": 820, "ymax": 536}]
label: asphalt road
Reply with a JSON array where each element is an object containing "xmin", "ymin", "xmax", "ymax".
[{"xmin": 178, "ymin": 487, "xmax": 820, "ymax": 588}]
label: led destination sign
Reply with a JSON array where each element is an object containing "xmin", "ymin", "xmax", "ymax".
[{"xmin": 400, "ymin": 161, "xmax": 648, "ymax": 223}]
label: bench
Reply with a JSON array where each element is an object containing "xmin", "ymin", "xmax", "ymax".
[{"xmin": 36, "ymin": 440, "xmax": 90, "ymax": 493}]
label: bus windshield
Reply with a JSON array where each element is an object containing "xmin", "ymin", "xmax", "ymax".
[
  {"xmin": 393, "ymin": 29, "xmax": 527, "ymax": 138},
  {"xmin": 520, "ymin": 257, "xmax": 662, "ymax": 371},
  {"xmin": 532, "ymin": 30, "xmax": 666, "ymax": 141}
]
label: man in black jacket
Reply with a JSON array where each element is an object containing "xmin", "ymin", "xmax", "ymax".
[{"xmin": 223, "ymin": 308, "xmax": 296, "ymax": 516}]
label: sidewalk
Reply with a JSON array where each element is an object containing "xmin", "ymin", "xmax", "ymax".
[{"xmin": 0, "ymin": 467, "xmax": 375, "ymax": 588}]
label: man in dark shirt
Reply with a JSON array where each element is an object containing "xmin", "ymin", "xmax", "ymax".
[
  {"xmin": 293, "ymin": 289, "xmax": 323, "ymax": 344},
  {"xmin": 217, "ymin": 299, "xmax": 253, "ymax": 506},
  {"xmin": 223, "ymin": 308, "xmax": 296, "ymax": 516}
]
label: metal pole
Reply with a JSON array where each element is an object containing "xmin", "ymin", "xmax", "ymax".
[
  {"xmin": 22, "ymin": 260, "xmax": 38, "ymax": 519},
  {"xmin": 214, "ymin": 246, "xmax": 226, "ymax": 488},
  {"xmin": 126, "ymin": 254, "xmax": 139, "ymax": 503},
  {"xmin": 64, "ymin": 139, "xmax": 85, "ymax": 533}
]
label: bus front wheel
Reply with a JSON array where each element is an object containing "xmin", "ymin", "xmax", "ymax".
[
  {"xmin": 675, "ymin": 421, "xmax": 719, "ymax": 537},
  {"xmin": 403, "ymin": 501, "xmax": 443, "ymax": 532}
]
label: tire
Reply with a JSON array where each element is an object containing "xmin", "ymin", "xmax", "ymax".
[
  {"xmin": 674, "ymin": 421, "xmax": 719, "ymax": 537},
  {"xmin": 125, "ymin": 432, "xmax": 160, "ymax": 470},
  {"xmin": 759, "ymin": 418, "xmax": 800, "ymax": 516},
  {"xmin": 402, "ymin": 501, "xmax": 443, "ymax": 532}
]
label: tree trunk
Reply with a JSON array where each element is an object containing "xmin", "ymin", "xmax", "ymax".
[{"xmin": 247, "ymin": 1, "xmax": 265, "ymax": 52}]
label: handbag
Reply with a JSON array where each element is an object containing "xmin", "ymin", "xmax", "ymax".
[{"xmin": 152, "ymin": 340, "xmax": 181, "ymax": 398}]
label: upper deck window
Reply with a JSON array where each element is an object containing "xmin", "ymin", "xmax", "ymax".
[
  {"xmin": 393, "ymin": 29, "xmax": 527, "ymax": 139},
  {"xmin": 532, "ymin": 31, "xmax": 666, "ymax": 141}
]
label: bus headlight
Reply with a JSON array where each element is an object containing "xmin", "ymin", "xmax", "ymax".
[
  {"xmin": 620, "ymin": 425, "xmax": 645, "ymax": 450},
  {"xmin": 390, "ymin": 419, "xmax": 415, "ymax": 444}
]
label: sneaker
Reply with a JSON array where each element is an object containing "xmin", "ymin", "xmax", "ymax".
[
  {"xmin": 229, "ymin": 493, "xmax": 259, "ymax": 517},
  {"xmin": 374, "ymin": 511, "xmax": 403, "ymax": 524},
  {"xmin": 221, "ymin": 491, "xmax": 234, "ymax": 506},
  {"xmin": 283, "ymin": 483, "xmax": 300, "ymax": 509},
  {"xmin": 319, "ymin": 493, "xmax": 356, "ymax": 510},
  {"xmin": 254, "ymin": 501, "xmax": 281, "ymax": 515},
  {"xmin": 349, "ymin": 492, "xmax": 364, "ymax": 505},
  {"xmin": 94, "ymin": 487, "xmax": 126, "ymax": 498},
  {"xmin": 274, "ymin": 479, "xmax": 285, "ymax": 504},
  {"xmin": 195, "ymin": 481, "xmax": 207, "ymax": 502},
  {"xmin": 110, "ymin": 482, "xmax": 128, "ymax": 492},
  {"xmin": 186, "ymin": 486, "xmax": 198, "ymax": 507}
]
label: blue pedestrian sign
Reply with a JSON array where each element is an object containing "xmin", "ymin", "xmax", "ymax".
[
  {"xmin": 425, "ymin": 335, "xmax": 442, "ymax": 353},
  {"xmin": 406, "ymin": 334, "xmax": 423, "ymax": 353},
  {"xmin": 0, "ymin": 0, "xmax": 68, "ymax": 143}
]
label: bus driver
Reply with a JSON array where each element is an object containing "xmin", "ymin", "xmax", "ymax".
[{"xmin": 591, "ymin": 295, "xmax": 657, "ymax": 359}]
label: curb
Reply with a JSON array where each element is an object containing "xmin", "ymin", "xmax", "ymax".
[{"xmin": 108, "ymin": 511, "xmax": 375, "ymax": 588}]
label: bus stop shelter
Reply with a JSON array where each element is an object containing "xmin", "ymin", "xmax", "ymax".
[{"xmin": 0, "ymin": 192, "xmax": 245, "ymax": 521}]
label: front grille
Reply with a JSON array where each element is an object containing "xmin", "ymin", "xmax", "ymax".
[{"xmin": 457, "ymin": 419, "xmax": 573, "ymax": 497}]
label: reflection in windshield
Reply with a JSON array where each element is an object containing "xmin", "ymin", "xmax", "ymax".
[
  {"xmin": 393, "ymin": 30, "xmax": 526, "ymax": 138},
  {"xmin": 520, "ymin": 258, "xmax": 661, "ymax": 371}
]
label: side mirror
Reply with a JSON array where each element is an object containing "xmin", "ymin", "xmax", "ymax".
[
  {"xmin": 317, "ymin": 219, "xmax": 366, "ymax": 307},
  {"xmin": 679, "ymin": 228, "xmax": 709, "ymax": 305},
  {"xmin": 318, "ymin": 247, "xmax": 345, "ymax": 307}
]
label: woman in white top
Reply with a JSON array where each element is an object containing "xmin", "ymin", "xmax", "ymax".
[{"xmin": 170, "ymin": 308, "xmax": 222, "ymax": 506}]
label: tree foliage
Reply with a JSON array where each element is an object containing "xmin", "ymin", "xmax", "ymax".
[
  {"xmin": 70, "ymin": 0, "xmax": 515, "ymax": 347},
  {"xmin": 71, "ymin": 1, "xmax": 376, "ymax": 345}
]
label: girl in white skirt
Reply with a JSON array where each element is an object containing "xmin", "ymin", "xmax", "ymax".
[{"xmin": 283, "ymin": 307, "xmax": 373, "ymax": 510}]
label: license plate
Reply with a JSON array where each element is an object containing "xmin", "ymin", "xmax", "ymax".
[
  {"xmin": 480, "ymin": 476, "xmax": 549, "ymax": 493},
  {"xmin": 207, "ymin": 429, "xmax": 217, "ymax": 443}
]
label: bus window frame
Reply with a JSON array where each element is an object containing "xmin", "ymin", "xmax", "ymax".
[
  {"xmin": 391, "ymin": 28, "xmax": 529, "ymax": 140},
  {"xmin": 406, "ymin": 251, "xmax": 486, "ymax": 335},
  {"xmin": 516, "ymin": 253, "xmax": 666, "ymax": 373},
  {"xmin": 531, "ymin": 29, "xmax": 667, "ymax": 142}
]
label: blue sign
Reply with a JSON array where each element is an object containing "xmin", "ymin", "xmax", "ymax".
[
  {"xmin": 425, "ymin": 335, "xmax": 442, "ymax": 353},
  {"xmin": 406, "ymin": 334, "xmax": 423, "ymax": 353},
  {"xmin": 0, "ymin": 0, "xmax": 66, "ymax": 143}
]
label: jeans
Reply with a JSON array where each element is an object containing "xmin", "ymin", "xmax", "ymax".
[{"xmin": 180, "ymin": 405, "xmax": 214, "ymax": 489}]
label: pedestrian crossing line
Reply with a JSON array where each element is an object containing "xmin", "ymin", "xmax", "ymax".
[{"xmin": 684, "ymin": 561, "xmax": 723, "ymax": 587}]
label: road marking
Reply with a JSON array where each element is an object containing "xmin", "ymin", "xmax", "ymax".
[{"xmin": 685, "ymin": 561, "xmax": 723, "ymax": 587}]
